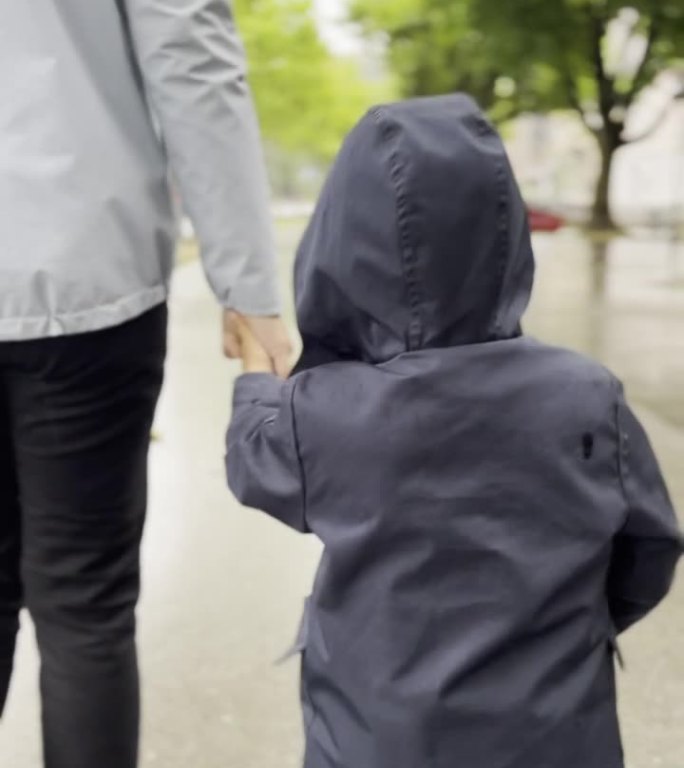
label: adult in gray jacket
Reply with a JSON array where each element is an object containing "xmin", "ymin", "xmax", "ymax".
[{"xmin": 0, "ymin": 2, "xmax": 289, "ymax": 766}]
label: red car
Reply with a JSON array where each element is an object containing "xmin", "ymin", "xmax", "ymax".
[{"xmin": 528, "ymin": 207, "xmax": 565, "ymax": 232}]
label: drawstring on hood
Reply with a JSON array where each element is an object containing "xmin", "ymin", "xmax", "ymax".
[{"xmin": 294, "ymin": 94, "xmax": 535, "ymax": 370}]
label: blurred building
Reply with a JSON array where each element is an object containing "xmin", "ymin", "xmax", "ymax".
[{"xmin": 506, "ymin": 70, "xmax": 684, "ymax": 227}]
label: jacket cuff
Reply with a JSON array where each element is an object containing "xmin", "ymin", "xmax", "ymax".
[
  {"xmin": 232, "ymin": 373, "xmax": 285, "ymax": 407},
  {"xmin": 222, "ymin": 267, "xmax": 282, "ymax": 316}
]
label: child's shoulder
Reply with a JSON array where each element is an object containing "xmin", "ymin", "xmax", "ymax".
[
  {"xmin": 290, "ymin": 340, "xmax": 622, "ymax": 393},
  {"xmin": 515, "ymin": 339, "xmax": 625, "ymax": 419},
  {"xmin": 523, "ymin": 336, "xmax": 619, "ymax": 386},
  {"xmin": 524, "ymin": 338, "xmax": 620, "ymax": 390},
  {"xmin": 289, "ymin": 360, "xmax": 379, "ymax": 401},
  {"xmin": 288, "ymin": 339, "xmax": 625, "ymax": 419}
]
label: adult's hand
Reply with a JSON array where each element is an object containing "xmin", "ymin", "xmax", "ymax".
[{"xmin": 223, "ymin": 310, "xmax": 293, "ymax": 378}]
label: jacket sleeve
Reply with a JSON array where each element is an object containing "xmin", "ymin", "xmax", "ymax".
[
  {"xmin": 608, "ymin": 391, "xmax": 683, "ymax": 634},
  {"xmin": 226, "ymin": 374, "xmax": 308, "ymax": 532},
  {"xmin": 122, "ymin": 0, "xmax": 280, "ymax": 315}
]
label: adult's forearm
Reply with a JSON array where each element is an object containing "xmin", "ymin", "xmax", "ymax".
[{"xmin": 124, "ymin": 0, "xmax": 280, "ymax": 314}]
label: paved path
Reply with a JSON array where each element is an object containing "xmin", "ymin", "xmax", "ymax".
[{"xmin": 2, "ymin": 229, "xmax": 682, "ymax": 767}]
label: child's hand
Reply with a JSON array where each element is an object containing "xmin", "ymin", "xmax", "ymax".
[
  {"xmin": 236, "ymin": 316, "xmax": 274, "ymax": 374},
  {"xmin": 223, "ymin": 310, "xmax": 293, "ymax": 378}
]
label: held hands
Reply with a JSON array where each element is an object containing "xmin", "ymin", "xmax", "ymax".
[{"xmin": 223, "ymin": 310, "xmax": 293, "ymax": 377}]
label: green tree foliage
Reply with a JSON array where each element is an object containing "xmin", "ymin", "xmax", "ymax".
[
  {"xmin": 352, "ymin": 0, "xmax": 684, "ymax": 228},
  {"xmin": 235, "ymin": 0, "xmax": 388, "ymax": 168}
]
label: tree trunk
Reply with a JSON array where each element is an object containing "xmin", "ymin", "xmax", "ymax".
[{"xmin": 591, "ymin": 136, "xmax": 620, "ymax": 231}]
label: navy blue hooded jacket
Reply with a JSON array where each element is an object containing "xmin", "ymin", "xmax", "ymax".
[{"xmin": 227, "ymin": 95, "xmax": 682, "ymax": 768}]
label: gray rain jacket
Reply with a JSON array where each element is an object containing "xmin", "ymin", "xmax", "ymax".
[
  {"xmin": 0, "ymin": 0, "xmax": 279, "ymax": 340},
  {"xmin": 227, "ymin": 95, "xmax": 682, "ymax": 768}
]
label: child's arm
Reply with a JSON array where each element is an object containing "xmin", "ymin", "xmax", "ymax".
[
  {"xmin": 607, "ymin": 394, "xmax": 683, "ymax": 634},
  {"xmin": 225, "ymin": 321, "xmax": 307, "ymax": 532}
]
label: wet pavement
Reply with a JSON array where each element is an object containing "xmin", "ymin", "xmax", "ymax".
[{"xmin": 1, "ymin": 226, "xmax": 682, "ymax": 767}]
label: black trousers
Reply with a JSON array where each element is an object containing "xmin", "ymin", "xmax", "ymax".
[{"xmin": 0, "ymin": 305, "xmax": 167, "ymax": 768}]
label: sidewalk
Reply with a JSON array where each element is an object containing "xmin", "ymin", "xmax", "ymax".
[{"xmin": 1, "ymin": 229, "xmax": 682, "ymax": 768}]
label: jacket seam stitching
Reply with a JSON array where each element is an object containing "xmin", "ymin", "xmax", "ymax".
[
  {"xmin": 612, "ymin": 378, "xmax": 631, "ymax": 529},
  {"xmin": 289, "ymin": 377, "xmax": 309, "ymax": 531},
  {"xmin": 369, "ymin": 107, "xmax": 424, "ymax": 351},
  {"xmin": 476, "ymin": 116, "xmax": 511, "ymax": 339}
]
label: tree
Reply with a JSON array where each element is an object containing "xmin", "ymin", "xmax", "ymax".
[
  {"xmin": 352, "ymin": 0, "xmax": 684, "ymax": 229},
  {"xmin": 235, "ymin": 0, "xmax": 388, "ymax": 179},
  {"xmin": 349, "ymin": 1, "xmax": 503, "ymax": 111}
]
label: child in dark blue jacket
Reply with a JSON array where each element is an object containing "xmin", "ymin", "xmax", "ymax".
[{"xmin": 226, "ymin": 95, "xmax": 682, "ymax": 768}]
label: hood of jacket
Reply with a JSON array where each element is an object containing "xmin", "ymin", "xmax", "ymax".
[{"xmin": 294, "ymin": 94, "xmax": 535, "ymax": 370}]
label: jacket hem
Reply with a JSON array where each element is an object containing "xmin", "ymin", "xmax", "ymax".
[{"xmin": 0, "ymin": 286, "xmax": 168, "ymax": 341}]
